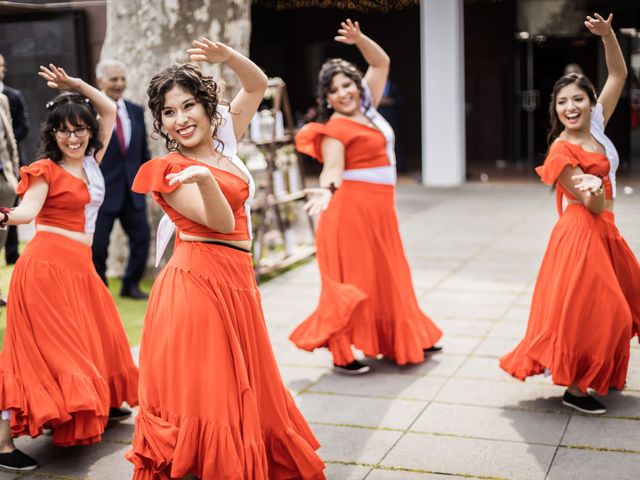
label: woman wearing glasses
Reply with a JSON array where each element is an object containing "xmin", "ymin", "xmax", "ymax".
[{"xmin": 0, "ymin": 65, "xmax": 138, "ymax": 472}]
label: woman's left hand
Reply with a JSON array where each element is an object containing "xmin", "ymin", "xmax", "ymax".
[
  {"xmin": 335, "ymin": 19, "xmax": 363, "ymax": 45},
  {"xmin": 187, "ymin": 38, "xmax": 234, "ymax": 64},
  {"xmin": 38, "ymin": 64, "xmax": 81, "ymax": 91},
  {"xmin": 572, "ymin": 173, "xmax": 603, "ymax": 194},
  {"xmin": 584, "ymin": 13, "xmax": 613, "ymax": 38},
  {"xmin": 166, "ymin": 165, "xmax": 215, "ymax": 186},
  {"xmin": 303, "ymin": 187, "xmax": 332, "ymax": 216}
]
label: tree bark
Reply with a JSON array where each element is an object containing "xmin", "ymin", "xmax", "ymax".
[{"xmin": 99, "ymin": 0, "xmax": 252, "ymax": 279}]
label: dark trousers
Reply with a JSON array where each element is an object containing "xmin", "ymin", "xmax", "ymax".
[
  {"xmin": 4, "ymin": 196, "xmax": 19, "ymax": 262},
  {"xmin": 0, "ymin": 176, "xmax": 15, "ymax": 252},
  {"xmin": 92, "ymin": 193, "xmax": 150, "ymax": 290}
]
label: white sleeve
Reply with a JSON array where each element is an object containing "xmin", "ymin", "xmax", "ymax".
[
  {"xmin": 591, "ymin": 103, "xmax": 606, "ymax": 132},
  {"xmin": 214, "ymin": 105, "xmax": 237, "ymax": 158}
]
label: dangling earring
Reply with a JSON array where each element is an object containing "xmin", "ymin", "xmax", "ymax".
[
  {"xmin": 168, "ymin": 137, "xmax": 178, "ymax": 152},
  {"xmin": 326, "ymin": 101, "xmax": 332, "ymax": 109}
]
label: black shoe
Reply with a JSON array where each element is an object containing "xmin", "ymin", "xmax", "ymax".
[
  {"xmin": 333, "ymin": 360, "xmax": 371, "ymax": 375},
  {"xmin": 120, "ymin": 285, "xmax": 149, "ymax": 300},
  {"xmin": 424, "ymin": 344, "xmax": 443, "ymax": 353},
  {"xmin": 108, "ymin": 406, "xmax": 132, "ymax": 422},
  {"xmin": 0, "ymin": 295, "xmax": 6, "ymax": 307},
  {"xmin": 562, "ymin": 390, "xmax": 607, "ymax": 415},
  {"xmin": 0, "ymin": 449, "xmax": 38, "ymax": 472},
  {"xmin": 5, "ymin": 253, "xmax": 19, "ymax": 265}
]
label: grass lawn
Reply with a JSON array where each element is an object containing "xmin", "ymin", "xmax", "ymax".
[{"xmin": 0, "ymin": 259, "xmax": 152, "ymax": 347}]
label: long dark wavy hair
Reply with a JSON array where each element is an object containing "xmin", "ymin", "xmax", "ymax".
[
  {"xmin": 36, "ymin": 92, "xmax": 103, "ymax": 164},
  {"xmin": 315, "ymin": 58, "xmax": 365, "ymax": 123},
  {"xmin": 147, "ymin": 63, "xmax": 226, "ymax": 152},
  {"xmin": 547, "ymin": 73, "xmax": 597, "ymax": 145}
]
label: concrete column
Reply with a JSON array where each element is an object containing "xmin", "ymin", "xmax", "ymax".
[{"xmin": 421, "ymin": 0, "xmax": 466, "ymax": 186}]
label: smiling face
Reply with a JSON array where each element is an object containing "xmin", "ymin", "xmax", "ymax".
[
  {"xmin": 161, "ymin": 85, "xmax": 212, "ymax": 152},
  {"xmin": 54, "ymin": 120, "xmax": 91, "ymax": 162},
  {"xmin": 555, "ymin": 83, "xmax": 593, "ymax": 133},
  {"xmin": 98, "ymin": 64, "xmax": 127, "ymax": 102},
  {"xmin": 327, "ymin": 73, "xmax": 362, "ymax": 116}
]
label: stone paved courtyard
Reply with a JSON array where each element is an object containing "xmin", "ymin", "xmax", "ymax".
[{"xmin": 5, "ymin": 178, "xmax": 640, "ymax": 479}]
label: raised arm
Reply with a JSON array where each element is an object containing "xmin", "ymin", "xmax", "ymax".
[
  {"xmin": 187, "ymin": 39, "xmax": 268, "ymax": 140},
  {"xmin": 38, "ymin": 64, "xmax": 117, "ymax": 162},
  {"xmin": 335, "ymin": 19, "xmax": 390, "ymax": 108},
  {"xmin": 585, "ymin": 13, "xmax": 627, "ymax": 126}
]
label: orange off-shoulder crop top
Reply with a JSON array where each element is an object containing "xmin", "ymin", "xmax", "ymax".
[
  {"xmin": 16, "ymin": 157, "xmax": 105, "ymax": 234},
  {"xmin": 295, "ymin": 117, "xmax": 390, "ymax": 169},
  {"xmin": 132, "ymin": 152, "xmax": 251, "ymax": 241},
  {"xmin": 536, "ymin": 140, "xmax": 612, "ymax": 214}
]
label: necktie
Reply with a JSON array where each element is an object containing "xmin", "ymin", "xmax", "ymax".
[{"xmin": 115, "ymin": 106, "xmax": 127, "ymax": 155}]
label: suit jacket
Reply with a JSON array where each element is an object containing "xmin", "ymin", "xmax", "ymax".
[
  {"xmin": 1, "ymin": 85, "xmax": 28, "ymax": 143},
  {"xmin": 0, "ymin": 93, "xmax": 19, "ymax": 190},
  {"xmin": 100, "ymin": 100, "xmax": 151, "ymax": 213}
]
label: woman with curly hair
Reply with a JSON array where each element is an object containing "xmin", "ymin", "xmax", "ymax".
[
  {"xmin": 0, "ymin": 65, "xmax": 138, "ymax": 472},
  {"xmin": 126, "ymin": 39, "xmax": 325, "ymax": 480},
  {"xmin": 289, "ymin": 20, "xmax": 442, "ymax": 374},
  {"xmin": 500, "ymin": 13, "xmax": 640, "ymax": 414}
]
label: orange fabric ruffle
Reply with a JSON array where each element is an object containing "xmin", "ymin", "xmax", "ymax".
[
  {"xmin": 295, "ymin": 122, "xmax": 341, "ymax": 163},
  {"xmin": 16, "ymin": 160, "xmax": 53, "ymax": 195},
  {"xmin": 290, "ymin": 180, "xmax": 442, "ymax": 366},
  {"xmin": 131, "ymin": 157, "xmax": 183, "ymax": 195},
  {"xmin": 535, "ymin": 141, "xmax": 581, "ymax": 186},
  {"xmin": 127, "ymin": 242, "xmax": 325, "ymax": 480},
  {"xmin": 0, "ymin": 232, "xmax": 138, "ymax": 446},
  {"xmin": 500, "ymin": 205, "xmax": 640, "ymax": 395}
]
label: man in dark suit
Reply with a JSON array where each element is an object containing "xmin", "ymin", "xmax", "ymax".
[
  {"xmin": 93, "ymin": 59, "xmax": 150, "ymax": 299},
  {"xmin": 0, "ymin": 53, "xmax": 29, "ymax": 265}
]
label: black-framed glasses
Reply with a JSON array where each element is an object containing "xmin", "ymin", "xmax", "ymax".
[{"xmin": 53, "ymin": 127, "xmax": 89, "ymax": 139}]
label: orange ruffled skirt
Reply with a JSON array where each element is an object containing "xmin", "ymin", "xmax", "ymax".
[
  {"xmin": 290, "ymin": 180, "xmax": 442, "ymax": 366},
  {"xmin": 500, "ymin": 205, "xmax": 640, "ymax": 395},
  {"xmin": 126, "ymin": 241, "xmax": 325, "ymax": 480},
  {"xmin": 0, "ymin": 231, "xmax": 139, "ymax": 446}
]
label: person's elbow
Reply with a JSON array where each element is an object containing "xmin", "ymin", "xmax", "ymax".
[
  {"xmin": 255, "ymin": 71, "xmax": 269, "ymax": 95},
  {"xmin": 104, "ymin": 99, "xmax": 117, "ymax": 117},
  {"xmin": 587, "ymin": 204, "xmax": 605, "ymax": 215},
  {"xmin": 208, "ymin": 215, "xmax": 235, "ymax": 234}
]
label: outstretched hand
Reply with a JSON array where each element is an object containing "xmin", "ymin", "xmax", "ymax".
[
  {"xmin": 335, "ymin": 19, "xmax": 363, "ymax": 45},
  {"xmin": 187, "ymin": 38, "xmax": 234, "ymax": 64},
  {"xmin": 572, "ymin": 173, "xmax": 603, "ymax": 194},
  {"xmin": 303, "ymin": 187, "xmax": 332, "ymax": 216},
  {"xmin": 166, "ymin": 165, "xmax": 214, "ymax": 186},
  {"xmin": 38, "ymin": 64, "xmax": 81, "ymax": 91},
  {"xmin": 584, "ymin": 13, "xmax": 613, "ymax": 37}
]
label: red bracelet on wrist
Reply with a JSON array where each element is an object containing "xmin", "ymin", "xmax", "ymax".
[
  {"xmin": 325, "ymin": 182, "xmax": 338, "ymax": 195},
  {"xmin": 0, "ymin": 207, "xmax": 11, "ymax": 229}
]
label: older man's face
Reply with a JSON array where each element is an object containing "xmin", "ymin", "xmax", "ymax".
[
  {"xmin": 0, "ymin": 55, "xmax": 6, "ymax": 82},
  {"xmin": 98, "ymin": 65, "xmax": 126, "ymax": 101}
]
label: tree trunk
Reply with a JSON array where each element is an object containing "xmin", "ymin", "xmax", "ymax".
[{"xmin": 99, "ymin": 0, "xmax": 252, "ymax": 279}]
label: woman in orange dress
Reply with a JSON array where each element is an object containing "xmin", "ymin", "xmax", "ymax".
[
  {"xmin": 500, "ymin": 14, "xmax": 640, "ymax": 414},
  {"xmin": 0, "ymin": 65, "xmax": 138, "ymax": 471},
  {"xmin": 126, "ymin": 39, "xmax": 325, "ymax": 480},
  {"xmin": 289, "ymin": 20, "xmax": 442, "ymax": 374}
]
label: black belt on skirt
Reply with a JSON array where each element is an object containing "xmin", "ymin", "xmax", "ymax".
[{"xmin": 193, "ymin": 239, "xmax": 251, "ymax": 253}]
